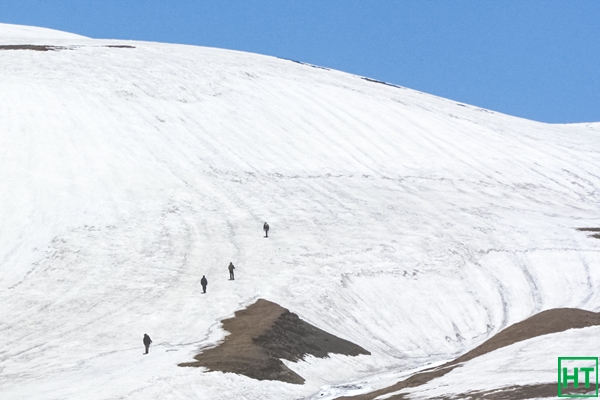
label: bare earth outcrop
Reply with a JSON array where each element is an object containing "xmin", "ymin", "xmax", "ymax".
[
  {"xmin": 577, "ymin": 227, "xmax": 600, "ymax": 240},
  {"xmin": 0, "ymin": 44, "xmax": 65, "ymax": 51},
  {"xmin": 179, "ymin": 298, "xmax": 370, "ymax": 384},
  {"xmin": 0, "ymin": 44, "xmax": 135, "ymax": 51},
  {"xmin": 435, "ymin": 383, "xmax": 595, "ymax": 399},
  {"xmin": 341, "ymin": 308, "xmax": 600, "ymax": 399}
]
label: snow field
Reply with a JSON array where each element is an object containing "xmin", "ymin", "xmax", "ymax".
[{"xmin": 0, "ymin": 23, "xmax": 599, "ymax": 399}]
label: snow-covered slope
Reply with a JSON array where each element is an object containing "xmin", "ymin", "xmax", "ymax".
[
  {"xmin": 0, "ymin": 23, "xmax": 86, "ymax": 42},
  {"xmin": 0, "ymin": 23, "xmax": 599, "ymax": 399}
]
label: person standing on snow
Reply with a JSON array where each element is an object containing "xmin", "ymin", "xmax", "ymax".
[
  {"xmin": 143, "ymin": 334, "xmax": 152, "ymax": 354},
  {"xmin": 263, "ymin": 222, "xmax": 269, "ymax": 238},
  {"xmin": 228, "ymin": 262, "xmax": 235, "ymax": 280},
  {"xmin": 201, "ymin": 275, "xmax": 208, "ymax": 293}
]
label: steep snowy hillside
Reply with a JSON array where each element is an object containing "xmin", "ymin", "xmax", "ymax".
[{"xmin": 1, "ymin": 24, "xmax": 599, "ymax": 399}]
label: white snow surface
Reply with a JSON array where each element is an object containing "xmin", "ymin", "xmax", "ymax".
[
  {"xmin": 1, "ymin": 24, "xmax": 599, "ymax": 399},
  {"xmin": 0, "ymin": 23, "xmax": 86, "ymax": 42}
]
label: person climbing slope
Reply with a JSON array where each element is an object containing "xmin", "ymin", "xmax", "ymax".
[
  {"xmin": 228, "ymin": 262, "xmax": 235, "ymax": 280},
  {"xmin": 201, "ymin": 275, "xmax": 208, "ymax": 293},
  {"xmin": 263, "ymin": 222, "xmax": 269, "ymax": 238},
  {"xmin": 143, "ymin": 334, "xmax": 152, "ymax": 354}
]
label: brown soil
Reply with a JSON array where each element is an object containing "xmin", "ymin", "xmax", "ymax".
[
  {"xmin": 0, "ymin": 45, "xmax": 65, "ymax": 51},
  {"xmin": 435, "ymin": 383, "xmax": 596, "ymax": 399},
  {"xmin": 0, "ymin": 45, "xmax": 134, "ymax": 51},
  {"xmin": 340, "ymin": 308, "xmax": 600, "ymax": 400},
  {"xmin": 577, "ymin": 227, "xmax": 600, "ymax": 239},
  {"xmin": 179, "ymin": 298, "xmax": 370, "ymax": 384},
  {"xmin": 454, "ymin": 308, "xmax": 600, "ymax": 365}
]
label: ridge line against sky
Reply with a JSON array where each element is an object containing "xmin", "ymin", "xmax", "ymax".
[{"xmin": 1, "ymin": 1, "xmax": 599, "ymax": 124}]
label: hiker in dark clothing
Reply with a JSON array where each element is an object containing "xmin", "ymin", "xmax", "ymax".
[
  {"xmin": 228, "ymin": 262, "xmax": 235, "ymax": 280},
  {"xmin": 263, "ymin": 222, "xmax": 269, "ymax": 238},
  {"xmin": 201, "ymin": 275, "xmax": 208, "ymax": 293},
  {"xmin": 143, "ymin": 334, "xmax": 152, "ymax": 354}
]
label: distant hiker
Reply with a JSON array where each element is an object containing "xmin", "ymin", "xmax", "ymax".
[
  {"xmin": 228, "ymin": 262, "xmax": 235, "ymax": 280},
  {"xmin": 263, "ymin": 222, "xmax": 269, "ymax": 238},
  {"xmin": 201, "ymin": 275, "xmax": 208, "ymax": 293},
  {"xmin": 143, "ymin": 334, "xmax": 152, "ymax": 354}
]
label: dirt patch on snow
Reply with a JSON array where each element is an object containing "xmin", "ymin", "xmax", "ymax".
[
  {"xmin": 103, "ymin": 45, "xmax": 135, "ymax": 49},
  {"xmin": 577, "ymin": 227, "xmax": 600, "ymax": 240},
  {"xmin": 453, "ymin": 307, "xmax": 600, "ymax": 364},
  {"xmin": 0, "ymin": 44, "xmax": 66, "ymax": 51},
  {"xmin": 0, "ymin": 44, "xmax": 134, "ymax": 51},
  {"xmin": 433, "ymin": 383, "xmax": 597, "ymax": 399},
  {"xmin": 340, "ymin": 308, "xmax": 600, "ymax": 399},
  {"xmin": 179, "ymin": 298, "xmax": 370, "ymax": 384}
]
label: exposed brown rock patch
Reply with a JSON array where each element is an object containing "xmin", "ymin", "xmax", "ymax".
[
  {"xmin": 0, "ymin": 44, "xmax": 66, "ymax": 51},
  {"xmin": 0, "ymin": 44, "xmax": 134, "ymax": 51},
  {"xmin": 434, "ymin": 383, "xmax": 596, "ymax": 399},
  {"xmin": 454, "ymin": 308, "xmax": 600, "ymax": 364},
  {"xmin": 179, "ymin": 298, "xmax": 370, "ymax": 384},
  {"xmin": 341, "ymin": 308, "xmax": 600, "ymax": 399},
  {"xmin": 577, "ymin": 227, "xmax": 600, "ymax": 240}
]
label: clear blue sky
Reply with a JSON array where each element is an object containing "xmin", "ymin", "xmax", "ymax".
[{"xmin": 2, "ymin": 1, "xmax": 599, "ymax": 123}]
